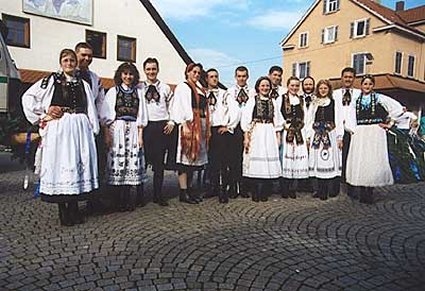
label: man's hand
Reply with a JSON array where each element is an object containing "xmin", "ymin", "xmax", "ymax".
[{"xmin": 337, "ymin": 139, "xmax": 343, "ymax": 150}]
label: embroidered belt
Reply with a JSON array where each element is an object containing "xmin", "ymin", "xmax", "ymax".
[
  {"xmin": 60, "ymin": 107, "xmax": 86, "ymax": 114},
  {"xmin": 312, "ymin": 121, "xmax": 335, "ymax": 149},
  {"xmin": 357, "ymin": 118, "xmax": 385, "ymax": 125},
  {"xmin": 253, "ymin": 118, "xmax": 273, "ymax": 124}
]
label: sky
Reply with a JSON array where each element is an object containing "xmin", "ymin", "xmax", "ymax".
[{"xmin": 151, "ymin": 0, "xmax": 424, "ymax": 87}]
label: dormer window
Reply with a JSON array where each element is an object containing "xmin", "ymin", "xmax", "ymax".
[{"xmin": 323, "ymin": 0, "xmax": 340, "ymax": 14}]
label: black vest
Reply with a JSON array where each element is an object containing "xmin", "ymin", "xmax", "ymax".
[
  {"xmin": 115, "ymin": 85, "xmax": 139, "ymax": 118},
  {"xmin": 356, "ymin": 93, "xmax": 388, "ymax": 125},
  {"xmin": 50, "ymin": 74, "xmax": 87, "ymax": 113},
  {"xmin": 252, "ymin": 95, "xmax": 274, "ymax": 122},
  {"xmin": 315, "ymin": 99, "xmax": 335, "ymax": 123}
]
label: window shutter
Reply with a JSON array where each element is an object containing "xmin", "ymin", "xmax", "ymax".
[
  {"xmin": 335, "ymin": 26, "xmax": 338, "ymax": 41},
  {"xmin": 323, "ymin": 0, "xmax": 327, "ymax": 14},
  {"xmin": 307, "ymin": 62, "xmax": 311, "ymax": 77},
  {"xmin": 366, "ymin": 18, "xmax": 370, "ymax": 35},
  {"xmin": 292, "ymin": 63, "xmax": 297, "ymax": 77},
  {"xmin": 321, "ymin": 29, "xmax": 325, "ymax": 44},
  {"xmin": 350, "ymin": 22, "xmax": 354, "ymax": 38},
  {"xmin": 336, "ymin": 0, "xmax": 340, "ymax": 10}
]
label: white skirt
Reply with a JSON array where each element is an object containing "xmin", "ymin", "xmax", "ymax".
[
  {"xmin": 176, "ymin": 118, "xmax": 208, "ymax": 167},
  {"xmin": 40, "ymin": 113, "xmax": 98, "ymax": 195},
  {"xmin": 243, "ymin": 123, "xmax": 281, "ymax": 179},
  {"xmin": 106, "ymin": 120, "xmax": 146, "ymax": 186},
  {"xmin": 346, "ymin": 124, "xmax": 393, "ymax": 187},
  {"xmin": 308, "ymin": 129, "xmax": 342, "ymax": 179},
  {"xmin": 281, "ymin": 130, "xmax": 309, "ymax": 179}
]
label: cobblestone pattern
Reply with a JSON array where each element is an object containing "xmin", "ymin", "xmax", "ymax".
[{"xmin": 1, "ymin": 156, "xmax": 425, "ymax": 290}]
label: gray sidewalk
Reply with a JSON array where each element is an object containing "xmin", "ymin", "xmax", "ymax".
[{"xmin": 0, "ymin": 154, "xmax": 425, "ymax": 290}]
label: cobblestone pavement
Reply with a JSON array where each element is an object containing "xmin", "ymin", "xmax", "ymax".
[{"xmin": 1, "ymin": 153, "xmax": 425, "ymax": 290}]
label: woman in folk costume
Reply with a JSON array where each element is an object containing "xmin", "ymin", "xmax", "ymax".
[
  {"xmin": 306, "ymin": 80, "xmax": 343, "ymax": 200},
  {"xmin": 100, "ymin": 63, "xmax": 148, "ymax": 211},
  {"xmin": 241, "ymin": 77, "xmax": 283, "ymax": 202},
  {"xmin": 171, "ymin": 63, "xmax": 210, "ymax": 204},
  {"xmin": 345, "ymin": 75, "xmax": 403, "ymax": 204},
  {"xmin": 279, "ymin": 76, "xmax": 309, "ymax": 198},
  {"xmin": 21, "ymin": 49, "xmax": 99, "ymax": 226}
]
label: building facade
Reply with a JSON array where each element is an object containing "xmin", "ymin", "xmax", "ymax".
[
  {"xmin": 280, "ymin": 0, "xmax": 425, "ymax": 109},
  {"xmin": 0, "ymin": 0, "xmax": 193, "ymax": 88}
]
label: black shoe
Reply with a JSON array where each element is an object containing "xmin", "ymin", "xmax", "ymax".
[
  {"xmin": 359, "ymin": 187, "xmax": 373, "ymax": 204},
  {"xmin": 157, "ymin": 197, "xmax": 169, "ymax": 207},
  {"xmin": 68, "ymin": 202, "xmax": 84, "ymax": 224},
  {"xmin": 320, "ymin": 192, "xmax": 328, "ymax": 201},
  {"xmin": 289, "ymin": 191, "xmax": 296, "ymax": 199},
  {"xmin": 58, "ymin": 203, "xmax": 73, "ymax": 226},
  {"xmin": 312, "ymin": 191, "xmax": 320, "ymax": 199},
  {"xmin": 136, "ymin": 185, "xmax": 146, "ymax": 207},
  {"xmin": 179, "ymin": 189, "xmax": 198, "ymax": 204}
]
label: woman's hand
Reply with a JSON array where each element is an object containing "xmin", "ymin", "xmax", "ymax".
[
  {"xmin": 163, "ymin": 122, "xmax": 175, "ymax": 135},
  {"xmin": 337, "ymin": 139, "xmax": 343, "ymax": 150},
  {"xmin": 378, "ymin": 123, "xmax": 392, "ymax": 130},
  {"xmin": 243, "ymin": 132, "xmax": 250, "ymax": 154},
  {"xmin": 48, "ymin": 106, "xmax": 63, "ymax": 119},
  {"xmin": 138, "ymin": 128, "xmax": 144, "ymax": 149},
  {"xmin": 182, "ymin": 122, "xmax": 191, "ymax": 136}
]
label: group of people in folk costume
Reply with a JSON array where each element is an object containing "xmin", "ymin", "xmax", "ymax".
[{"xmin": 21, "ymin": 43, "xmax": 425, "ymax": 226}]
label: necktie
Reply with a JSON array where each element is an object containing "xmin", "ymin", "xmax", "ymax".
[
  {"xmin": 343, "ymin": 89, "xmax": 351, "ymax": 106},
  {"xmin": 145, "ymin": 85, "xmax": 160, "ymax": 103},
  {"xmin": 270, "ymin": 88, "xmax": 279, "ymax": 99},
  {"xmin": 207, "ymin": 91, "xmax": 217, "ymax": 106},
  {"xmin": 236, "ymin": 89, "xmax": 249, "ymax": 105},
  {"xmin": 305, "ymin": 95, "xmax": 312, "ymax": 108}
]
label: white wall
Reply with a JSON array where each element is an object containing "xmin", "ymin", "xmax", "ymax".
[{"xmin": 0, "ymin": 0, "xmax": 188, "ymax": 84}]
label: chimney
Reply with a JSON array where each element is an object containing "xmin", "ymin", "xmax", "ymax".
[{"xmin": 396, "ymin": 1, "xmax": 405, "ymax": 11}]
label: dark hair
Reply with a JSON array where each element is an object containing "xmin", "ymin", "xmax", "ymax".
[
  {"xmin": 302, "ymin": 76, "xmax": 315, "ymax": 87},
  {"xmin": 235, "ymin": 66, "xmax": 249, "ymax": 75},
  {"xmin": 286, "ymin": 76, "xmax": 300, "ymax": 87},
  {"xmin": 206, "ymin": 68, "xmax": 218, "ymax": 75},
  {"xmin": 315, "ymin": 79, "xmax": 333, "ymax": 98},
  {"xmin": 254, "ymin": 76, "xmax": 272, "ymax": 94},
  {"xmin": 185, "ymin": 63, "xmax": 203, "ymax": 79},
  {"xmin": 341, "ymin": 67, "xmax": 356, "ymax": 77},
  {"xmin": 268, "ymin": 65, "xmax": 283, "ymax": 75},
  {"xmin": 143, "ymin": 57, "xmax": 159, "ymax": 69},
  {"xmin": 59, "ymin": 48, "xmax": 77, "ymax": 64},
  {"xmin": 74, "ymin": 42, "xmax": 93, "ymax": 53},
  {"xmin": 361, "ymin": 74, "xmax": 375, "ymax": 85},
  {"xmin": 113, "ymin": 62, "xmax": 140, "ymax": 87}
]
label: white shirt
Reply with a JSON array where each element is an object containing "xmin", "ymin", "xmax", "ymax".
[
  {"xmin": 208, "ymin": 87, "xmax": 229, "ymax": 127},
  {"xmin": 396, "ymin": 111, "xmax": 417, "ymax": 130},
  {"xmin": 333, "ymin": 87, "xmax": 361, "ymax": 132},
  {"xmin": 170, "ymin": 81, "xmax": 205, "ymax": 124},
  {"xmin": 225, "ymin": 84, "xmax": 254, "ymax": 130},
  {"xmin": 139, "ymin": 80, "xmax": 173, "ymax": 122}
]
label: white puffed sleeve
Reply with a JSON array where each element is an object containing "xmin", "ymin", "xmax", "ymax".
[
  {"xmin": 136, "ymin": 88, "xmax": 148, "ymax": 127},
  {"xmin": 170, "ymin": 83, "xmax": 193, "ymax": 124},
  {"xmin": 273, "ymin": 98, "xmax": 284, "ymax": 132},
  {"xmin": 21, "ymin": 78, "xmax": 56, "ymax": 125},
  {"xmin": 98, "ymin": 87, "xmax": 117, "ymax": 126},
  {"xmin": 377, "ymin": 93, "xmax": 403, "ymax": 120},
  {"xmin": 83, "ymin": 81, "xmax": 99, "ymax": 135},
  {"xmin": 334, "ymin": 99, "xmax": 344, "ymax": 140},
  {"xmin": 240, "ymin": 95, "xmax": 256, "ymax": 132}
]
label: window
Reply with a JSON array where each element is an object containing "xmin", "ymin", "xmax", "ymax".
[
  {"xmin": 117, "ymin": 35, "xmax": 136, "ymax": 62},
  {"xmin": 323, "ymin": 0, "xmax": 340, "ymax": 14},
  {"xmin": 350, "ymin": 19, "xmax": 370, "ymax": 38},
  {"xmin": 352, "ymin": 53, "xmax": 367, "ymax": 75},
  {"xmin": 407, "ymin": 55, "xmax": 415, "ymax": 78},
  {"xmin": 292, "ymin": 62, "xmax": 311, "ymax": 79},
  {"xmin": 395, "ymin": 52, "xmax": 402, "ymax": 74},
  {"xmin": 86, "ymin": 30, "xmax": 107, "ymax": 59},
  {"xmin": 2, "ymin": 14, "xmax": 30, "ymax": 48},
  {"xmin": 299, "ymin": 32, "xmax": 308, "ymax": 48},
  {"xmin": 321, "ymin": 25, "xmax": 338, "ymax": 44}
]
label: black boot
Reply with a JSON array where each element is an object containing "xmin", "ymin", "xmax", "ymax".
[
  {"xmin": 58, "ymin": 203, "xmax": 73, "ymax": 226},
  {"xmin": 153, "ymin": 172, "xmax": 168, "ymax": 206},
  {"xmin": 68, "ymin": 201, "xmax": 83, "ymax": 225},
  {"xmin": 319, "ymin": 180, "xmax": 328, "ymax": 201},
  {"xmin": 329, "ymin": 178, "xmax": 340, "ymax": 198},
  {"xmin": 280, "ymin": 178, "xmax": 289, "ymax": 199},
  {"xmin": 136, "ymin": 184, "xmax": 145, "ymax": 207},
  {"xmin": 252, "ymin": 182, "xmax": 261, "ymax": 202},
  {"xmin": 179, "ymin": 189, "xmax": 197, "ymax": 204},
  {"xmin": 360, "ymin": 187, "xmax": 373, "ymax": 204},
  {"xmin": 288, "ymin": 180, "xmax": 296, "ymax": 199},
  {"xmin": 260, "ymin": 182, "xmax": 269, "ymax": 202}
]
